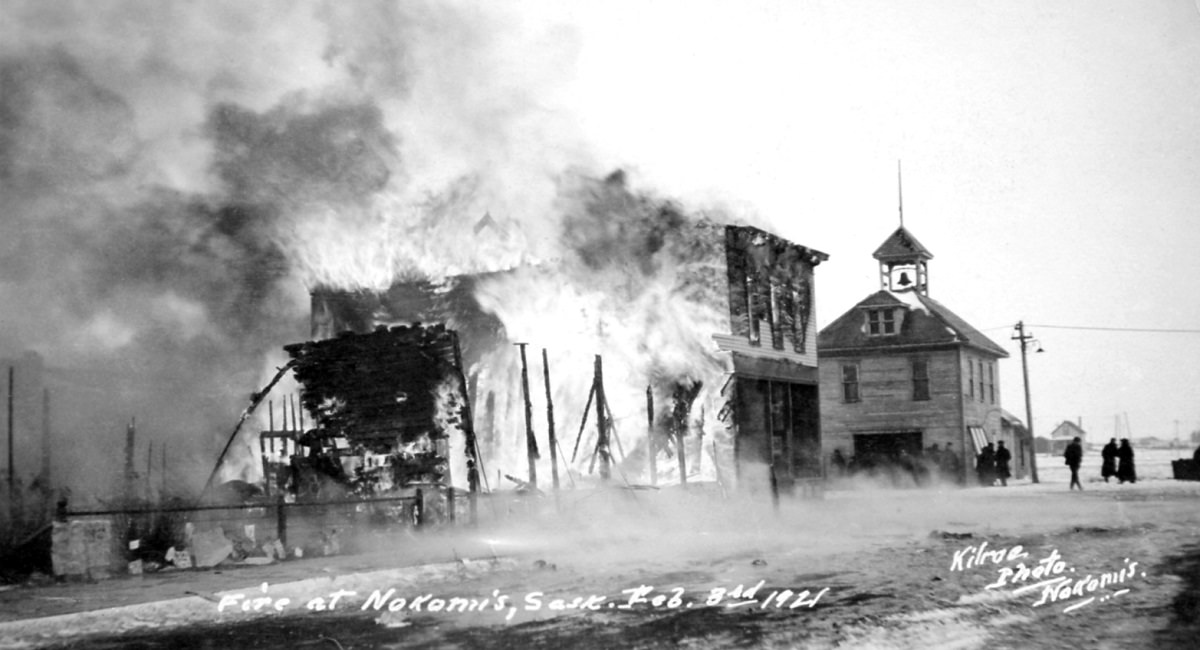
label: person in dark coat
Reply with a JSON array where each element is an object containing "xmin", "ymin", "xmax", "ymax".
[
  {"xmin": 1101, "ymin": 438, "xmax": 1118, "ymax": 483},
  {"xmin": 1117, "ymin": 438, "xmax": 1137, "ymax": 484},
  {"xmin": 976, "ymin": 442, "xmax": 996, "ymax": 486},
  {"xmin": 994, "ymin": 440, "xmax": 1012, "ymax": 487},
  {"xmin": 1064, "ymin": 437, "xmax": 1084, "ymax": 490}
]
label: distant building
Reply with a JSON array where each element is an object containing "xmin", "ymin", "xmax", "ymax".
[
  {"xmin": 1048, "ymin": 420, "xmax": 1087, "ymax": 454},
  {"xmin": 817, "ymin": 226, "xmax": 1022, "ymax": 482}
]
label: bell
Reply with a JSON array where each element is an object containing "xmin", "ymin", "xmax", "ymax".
[{"xmin": 898, "ymin": 271, "xmax": 912, "ymax": 287}]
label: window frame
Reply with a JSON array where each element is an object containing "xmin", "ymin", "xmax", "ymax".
[
  {"xmin": 867, "ymin": 308, "xmax": 897, "ymax": 336},
  {"xmin": 987, "ymin": 362, "xmax": 995, "ymax": 404},
  {"xmin": 967, "ymin": 357, "xmax": 975, "ymax": 399},
  {"xmin": 977, "ymin": 360, "xmax": 985, "ymax": 402},
  {"xmin": 912, "ymin": 357, "xmax": 930, "ymax": 401},
  {"xmin": 841, "ymin": 363, "xmax": 861, "ymax": 403}
]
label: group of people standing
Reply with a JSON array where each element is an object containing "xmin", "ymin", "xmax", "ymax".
[
  {"xmin": 1101, "ymin": 438, "xmax": 1138, "ymax": 484},
  {"xmin": 1063, "ymin": 436, "xmax": 1136, "ymax": 490},
  {"xmin": 974, "ymin": 441, "xmax": 1013, "ymax": 487}
]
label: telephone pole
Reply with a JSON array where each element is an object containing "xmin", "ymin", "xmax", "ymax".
[{"xmin": 1012, "ymin": 321, "xmax": 1040, "ymax": 483}]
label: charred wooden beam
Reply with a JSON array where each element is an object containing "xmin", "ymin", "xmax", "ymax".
[
  {"xmin": 646, "ymin": 385, "xmax": 657, "ymax": 486},
  {"xmin": 571, "ymin": 383, "xmax": 595, "ymax": 463},
  {"xmin": 671, "ymin": 381, "xmax": 703, "ymax": 488},
  {"xmin": 451, "ymin": 332, "xmax": 484, "ymax": 494},
  {"xmin": 594, "ymin": 355, "xmax": 611, "ymax": 481},
  {"xmin": 516, "ymin": 343, "xmax": 539, "ymax": 488},
  {"xmin": 542, "ymin": 348, "xmax": 559, "ymax": 491},
  {"xmin": 202, "ymin": 359, "xmax": 298, "ymax": 497}
]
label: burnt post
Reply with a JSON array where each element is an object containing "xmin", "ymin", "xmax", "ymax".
[
  {"xmin": 594, "ymin": 355, "xmax": 611, "ymax": 481},
  {"xmin": 542, "ymin": 349, "xmax": 560, "ymax": 491},
  {"xmin": 515, "ymin": 343, "xmax": 539, "ymax": 488},
  {"xmin": 259, "ymin": 435, "xmax": 270, "ymax": 498},
  {"xmin": 675, "ymin": 420, "xmax": 688, "ymax": 488},
  {"xmin": 124, "ymin": 418, "xmax": 137, "ymax": 504},
  {"xmin": 770, "ymin": 463, "xmax": 780, "ymax": 512},
  {"xmin": 671, "ymin": 382, "xmax": 703, "ymax": 489},
  {"xmin": 646, "ymin": 385, "xmax": 657, "ymax": 486},
  {"xmin": 451, "ymin": 332, "xmax": 484, "ymax": 495},
  {"xmin": 570, "ymin": 384, "xmax": 595, "ymax": 463}
]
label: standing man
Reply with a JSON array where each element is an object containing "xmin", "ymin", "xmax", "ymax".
[
  {"xmin": 995, "ymin": 441, "xmax": 1012, "ymax": 487},
  {"xmin": 1064, "ymin": 436, "xmax": 1084, "ymax": 491},
  {"xmin": 1101, "ymin": 438, "xmax": 1118, "ymax": 483},
  {"xmin": 1116, "ymin": 439, "xmax": 1137, "ymax": 484}
]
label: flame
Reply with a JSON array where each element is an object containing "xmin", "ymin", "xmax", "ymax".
[
  {"xmin": 265, "ymin": 169, "xmax": 745, "ymax": 491},
  {"xmin": 422, "ymin": 173, "xmax": 739, "ymax": 488}
]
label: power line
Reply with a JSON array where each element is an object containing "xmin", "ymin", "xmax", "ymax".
[
  {"xmin": 1028, "ymin": 324, "xmax": 1200, "ymax": 334},
  {"xmin": 982, "ymin": 324, "xmax": 1200, "ymax": 334}
]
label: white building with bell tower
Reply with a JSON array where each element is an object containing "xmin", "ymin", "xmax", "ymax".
[{"xmin": 816, "ymin": 224, "xmax": 1024, "ymax": 485}]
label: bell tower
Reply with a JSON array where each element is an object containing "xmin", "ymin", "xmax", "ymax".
[{"xmin": 873, "ymin": 226, "xmax": 932, "ymax": 295}]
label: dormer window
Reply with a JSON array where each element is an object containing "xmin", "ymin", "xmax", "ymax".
[{"xmin": 867, "ymin": 308, "xmax": 897, "ymax": 336}]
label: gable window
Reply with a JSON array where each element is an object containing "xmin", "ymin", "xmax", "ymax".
[
  {"xmin": 912, "ymin": 358, "xmax": 930, "ymax": 401},
  {"xmin": 841, "ymin": 364, "xmax": 860, "ymax": 403},
  {"xmin": 867, "ymin": 309, "xmax": 896, "ymax": 336}
]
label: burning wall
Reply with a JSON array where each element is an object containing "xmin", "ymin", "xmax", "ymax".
[
  {"xmin": 303, "ymin": 202, "xmax": 828, "ymax": 492},
  {"xmin": 281, "ymin": 324, "xmax": 474, "ymax": 492}
]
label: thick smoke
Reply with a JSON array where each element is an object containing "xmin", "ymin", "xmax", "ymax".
[
  {"xmin": 0, "ymin": 1, "xmax": 750, "ymax": 500},
  {"xmin": 0, "ymin": 1, "xmax": 590, "ymax": 501}
]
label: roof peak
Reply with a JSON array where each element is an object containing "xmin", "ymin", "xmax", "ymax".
[{"xmin": 873, "ymin": 226, "xmax": 933, "ymax": 262}]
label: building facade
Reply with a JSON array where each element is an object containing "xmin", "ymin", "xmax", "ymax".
[
  {"xmin": 817, "ymin": 227, "xmax": 1012, "ymax": 482},
  {"xmin": 716, "ymin": 226, "xmax": 828, "ymax": 492}
]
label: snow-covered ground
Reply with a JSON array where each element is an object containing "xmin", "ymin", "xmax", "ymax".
[{"xmin": 8, "ymin": 458, "xmax": 1200, "ymax": 649}]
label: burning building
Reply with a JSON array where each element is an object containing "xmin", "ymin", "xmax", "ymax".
[{"xmin": 283, "ymin": 197, "xmax": 828, "ymax": 498}]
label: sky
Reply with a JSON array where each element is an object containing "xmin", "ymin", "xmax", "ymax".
[
  {"xmin": 550, "ymin": 0, "xmax": 1200, "ymax": 442},
  {"xmin": 2, "ymin": 0, "xmax": 1199, "ymax": 495}
]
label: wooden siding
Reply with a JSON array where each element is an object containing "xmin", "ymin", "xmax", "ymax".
[
  {"xmin": 712, "ymin": 312, "xmax": 819, "ymax": 368},
  {"xmin": 820, "ymin": 349, "xmax": 968, "ymax": 462},
  {"xmin": 959, "ymin": 352, "xmax": 1004, "ymax": 449}
]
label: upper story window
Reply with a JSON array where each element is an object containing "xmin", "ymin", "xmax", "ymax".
[
  {"xmin": 967, "ymin": 358, "xmax": 975, "ymax": 399},
  {"xmin": 841, "ymin": 364, "xmax": 860, "ymax": 403},
  {"xmin": 867, "ymin": 308, "xmax": 897, "ymax": 336},
  {"xmin": 987, "ymin": 362, "xmax": 996, "ymax": 404},
  {"xmin": 912, "ymin": 358, "xmax": 930, "ymax": 401},
  {"xmin": 977, "ymin": 360, "xmax": 985, "ymax": 402}
]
